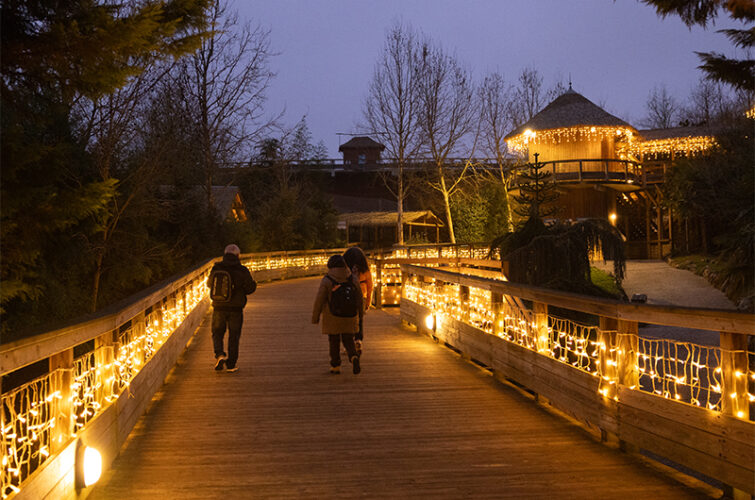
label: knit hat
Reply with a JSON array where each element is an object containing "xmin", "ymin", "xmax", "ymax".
[
  {"xmin": 224, "ymin": 244, "xmax": 241, "ymax": 256},
  {"xmin": 327, "ymin": 254, "xmax": 347, "ymax": 269}
]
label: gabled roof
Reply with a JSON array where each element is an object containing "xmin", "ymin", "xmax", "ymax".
[
  {"xmin": 338, "ymin": 211, "xmax": 443, "ymax": 227},
  {"xmin": 638, "ymin": 125, "xmax": 715, "ymax": 141},
  {"xmin": 211, "ymin": 186, "xmax": 243, "ymax": 219},
  {"xmin": 506, "ymin": 88, "xmax": 634, "ymax": 139},
  {"xmin": 338, "ymin": 136, "xmax": 386, "ymax": 152}
]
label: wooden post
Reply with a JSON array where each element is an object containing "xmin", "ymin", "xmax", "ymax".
[
  {"xmin": 95, "ymin": 331, "xmax": 116, "ymax": 406},
  {"xmin": 617, "ymin": 319, "xmax": 639, "ymax": 453},
  {"xmin": 617, "ymin": 320, "xmax": 639, "ymax": 389},
  {"xmin": 459, "ymin": 285, "xmax": 470, "ymax": 323},
  {"xmin": 721, "ymin": 332, "xmax": 750, "ymax": 499},
  {"xmin": 49, "ymin": 349, "xmax": 73, "ymax": 453},
  {"xmin": 720, "ymin": 332, "xmax": 749, "ymax": 420},
  {"xmin": 533, "ymin": 302, "xmax": 549, "ymax": 355},
  {"xmin": 491, "ymin": 292, "xmax": 504, "ymax": 338},
  {"xmin": 598, "ymin": 317, "xmax": 619, "ymax": 400},
  {"xmin": 375, "ymin": 260, "xmax": 383, "ymax": 309}
]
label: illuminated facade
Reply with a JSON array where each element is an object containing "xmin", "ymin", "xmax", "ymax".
[{"xmin": 505, "ymin": 87, "xmax": 716, "ymax": 259}]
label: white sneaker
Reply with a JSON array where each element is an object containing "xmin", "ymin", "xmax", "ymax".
[{"xmin": 214, "ymin": 355, "xmax": 227, "ymax": 371}]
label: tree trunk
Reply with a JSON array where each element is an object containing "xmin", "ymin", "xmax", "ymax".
[
  {"xmin": 440, "ymin": 173, "xmax": 455, "ymax": 244},
  {"xmin": 396, "ymin": 162, "xmax": 405, "ymax": 246},
  {"xmin": 91, "ymin": 246, "xmax": 105, "ymax": 313}
]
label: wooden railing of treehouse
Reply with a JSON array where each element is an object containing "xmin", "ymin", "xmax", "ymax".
[
  {"xmin": 0, "ymin": 248, "xmax": 346, "ymax": 500},
  {"xmin": 509, "ymin": 158, "xmax": 643, "ymax": 186},
  {"xmin": 399, "ymin": 264, "xmax": 755, "ymax": 497}
]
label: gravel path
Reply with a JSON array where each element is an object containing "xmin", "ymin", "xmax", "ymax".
[{"xmin": 595, "ymin": 260, "xmax": 738, "ymax": 347}]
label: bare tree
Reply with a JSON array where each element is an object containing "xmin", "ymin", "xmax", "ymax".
[
  {"xmin": 415, "ymin": 39, "xmax": 478, "ymax": 244},
  {"xmin": 644, "ymin": 84, "xmax": 679, "ymax": 128},
  {"xmin": 175, "ymin": 0, "xmax": 276, "ymax": 216},
  {"xmin": 362, "ymin": 23, "xmax": 423, "ymax": 246},
  {"xmin": 478, "ymin": 71, "xmax": 516, "ymax": 232},
  {"xmin": 74, "ymin": 57, "xmax": 186, "ymax": 311},
  {"xmin": 681, "ymin": 78, "xmax": 732, "ymax": 125},
  {"xmin": 511, "ymin": 67, "xmax": 545, "ymax": 127}
]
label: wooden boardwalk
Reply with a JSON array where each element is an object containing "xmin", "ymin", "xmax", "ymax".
[{"xmin": 90, "ymin": 277, "xmax": 708, "ymax": 499}]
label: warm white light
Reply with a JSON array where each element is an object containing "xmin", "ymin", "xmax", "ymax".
[
  {"xmin": 83, "ymin": 446, "xmax": 102, "ymax": 486},
  {"xmin": 424, "ymin": 314, "xmax": 435, "ymax": 330},
  {"xmin": 609, "ymin": 212, "xmax": 617, "ymax": 224}
]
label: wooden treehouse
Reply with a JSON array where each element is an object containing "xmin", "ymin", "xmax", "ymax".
[{"xmin": 505, "ymin": 86, "xmax": 716, "ymax": 259}]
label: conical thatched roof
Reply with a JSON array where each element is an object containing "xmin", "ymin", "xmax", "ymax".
[{"xmin": 505, "ymin": 88, "xmax": 635, "ymax": 139}]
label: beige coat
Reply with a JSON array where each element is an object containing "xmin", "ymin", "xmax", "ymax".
[{"xmin": 312, "ymin": 267, "xmax": 362, "ymax": 335}]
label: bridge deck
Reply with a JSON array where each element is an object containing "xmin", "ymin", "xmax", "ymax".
[{"xmin": 90, "ymin": 277, "xmax": 706, "ymax": 499}]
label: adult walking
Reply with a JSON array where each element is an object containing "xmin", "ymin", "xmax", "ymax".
[
  {"xmin": 208, "ymin": 244, "xmax": 257, "ymax": 372},
  {"xmin": 343, "ymin": 246, "xmax": 373, "ymax": 355},
  {"xmin": 312, "ymin": 255, "xmax": 363, "ymax": 374}
]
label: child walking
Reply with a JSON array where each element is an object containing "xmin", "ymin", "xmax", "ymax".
[
  {"xmin": 312, "ymin": 255, "xmax": 363, "ymax": 374},
  {"xmin": 343, "ymin": 246, "xmax": 373, "ymax": 355}
]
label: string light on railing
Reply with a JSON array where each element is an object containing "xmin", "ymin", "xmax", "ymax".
[{"xmin": 404, "ymin": 268, "xmax": 752, "ymax": 417}]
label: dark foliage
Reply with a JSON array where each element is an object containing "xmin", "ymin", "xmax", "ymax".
[
  {"xmin": 513, "ymin": 154, "xmax": 560, "ymax": 219},
  {"xmin": 664, "ymin": 117, "xmax": 754, "ymax": 303},
  {"xmin": 490, "ymin": 217, "xmax": 626, "ymax": 298}
]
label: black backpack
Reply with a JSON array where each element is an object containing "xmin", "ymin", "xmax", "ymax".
[
  {"xmin": 210, "ymin": 269, "xmax": 234, "ymax": 302},
  {"xmin": 325, "ymin": 275, "xmax": 359, "ymax": 318}
]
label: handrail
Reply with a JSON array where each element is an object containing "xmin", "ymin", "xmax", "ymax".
[
  {"xmin": 0, "ymin": 247, "xmax": 346, "ymax": 499},
  {"xmin": 399, "ymin": 263, "xmax": 754, "ymax": 496},
  {"xmin": 0, "ymin": 248, "xmax": 346, "ymax": 375},
  {"xmin": 401, "ymin": 264, "xmax": 754, "ymax": 334},
  {"xmin": 509, "ymin": 158, "xmax": 643, "ymax": 186}
]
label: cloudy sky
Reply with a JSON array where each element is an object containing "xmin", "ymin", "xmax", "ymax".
[{"xmin": 239, "ymin": 0, "xmax": 746, "ymax": 156}]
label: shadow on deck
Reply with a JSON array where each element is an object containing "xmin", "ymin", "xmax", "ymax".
[{"xmin": 90, "ymin": 277, "xmax": 710, "ymax": 499}]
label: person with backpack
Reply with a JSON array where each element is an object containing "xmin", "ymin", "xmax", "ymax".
[
  {"xmin": 207, "ymin": 244, "xmax": 256, "ymax": 372},
  {"xmin": 343, "ymin": 246, "xmax": 373, "ymax": 356},
  {"xmin": 312, "ymin": 254, "xmax": 363, "ymax": 374}
]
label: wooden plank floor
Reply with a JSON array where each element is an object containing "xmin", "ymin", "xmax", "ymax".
[{"xmin": 90, "ymin": 277, "xmax": 708, "ymax": 499}]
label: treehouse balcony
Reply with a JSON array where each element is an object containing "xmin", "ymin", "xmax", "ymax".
[{"xmin": 508, "ymin": 158, "xmax": 644, "ymax": 192}]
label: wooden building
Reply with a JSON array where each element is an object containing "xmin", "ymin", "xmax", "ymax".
[
  {"xmin": 338, "ymin": 210, "xmax": 443, "ymax": 248},
  {"xmin": 338, "ymin": 136, "xmax": 385, "ymax": 167},
  {"xmin": 505, "ymin": 87, "xmax": 715, "ymax": 259}
]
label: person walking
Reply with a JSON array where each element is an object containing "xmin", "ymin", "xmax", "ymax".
[
  {"xmin": 207, "ymin": 244, "xmax": 256, "ymax": 372},
  {"xmin": 343, "ymin": 246, "xmax": 373, "ymax": 355},
  {"xmin": 312, "ymin": 255, "xmax": 363, "ymax": 374}
]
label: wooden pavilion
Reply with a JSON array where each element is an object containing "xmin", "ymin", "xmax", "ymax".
[
  {"xmin": 338, "ymin": 210, "xmax": 443, "ymax": 248},
  {"xmin": 505, "ymin": 86, "xmax": 716, "ymax": 259}
]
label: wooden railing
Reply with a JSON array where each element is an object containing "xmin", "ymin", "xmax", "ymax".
[
  {"xmin": 0, "ymin": 248, "xmax": 344, "ymax": 500},
  {"xmin": 509, "ymin": 158, "xmax": 643, "ymax": 186},
  {"xmin": 399, "ymin": 263, "xmax": 755, "ymax": 496}
]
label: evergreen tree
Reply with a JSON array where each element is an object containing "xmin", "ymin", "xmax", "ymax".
[
  {"xmin": 640, "ymin": 0, "xmax": 754, "ymax": 93},
  {"xmin": 1, "ymin": 0, "xmax": 211, "ymax": 333},
  {"xmin": 513, "ymin": 153, "xmax": 560, "ymax": 219}
]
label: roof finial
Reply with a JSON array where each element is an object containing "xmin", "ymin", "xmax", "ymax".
[{"xmin": 568, "ymin": 73, "xmax": 572, "ymax": 91}]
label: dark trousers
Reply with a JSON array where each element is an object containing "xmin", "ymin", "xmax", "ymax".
[
  {"xmin": 355, "ymin": 316, "xmax": 364, "ymax": 342},
  {"xmin": 328, "ymin": 334, "xmax": 357, "ymax": 367},
  {"xmin": 212, "ymin": 309, "xmax": 243, "ymax": 366}
]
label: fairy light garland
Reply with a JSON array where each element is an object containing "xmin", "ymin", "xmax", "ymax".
[
  {"xmin": 618, "ymin": 135, "xmax": 716, "ymax": 158},
  {"xmin": 1, "ymin": 373, "xmax": 59, "ymax": 498},
  {"xmin": 404, "ymin": 272, "xmax": 754, "ymax": 416},
  {"xmin": 506, "ymin": 126, "xmax": 636, "ymax": 154},
  {"xmin": 1, "ymin": 252, "xmax": 330, "ymax": 498}
]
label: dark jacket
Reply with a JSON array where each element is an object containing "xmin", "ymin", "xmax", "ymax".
[
  {"xmin": 311, "ymin": 266, "xmax": 363, "ymax": 335},
  {"xmin": 207, "ymin": 253, "xmax": 256, "ymax": 311}
]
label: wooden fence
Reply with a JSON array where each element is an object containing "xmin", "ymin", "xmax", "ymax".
[
  {"xmin": 0, "ymin": 248, "xmax": 344, "ymax": 500},
  {"xmin": 398, "ymin": 263, "xmax": 754, "ymax": 497}
]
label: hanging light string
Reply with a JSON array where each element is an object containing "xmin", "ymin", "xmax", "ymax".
[
  {"xmin": 1, "ymin": 250, "xmax": 344, "ymax": 499},
  {"xmin": 404, "ymin": 273, "xmax": 753, "ymax": 417}
]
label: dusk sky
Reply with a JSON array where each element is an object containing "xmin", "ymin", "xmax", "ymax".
[{"xmin": 240, "ymin": 0, "xmax": 746, "ymax": 156}]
